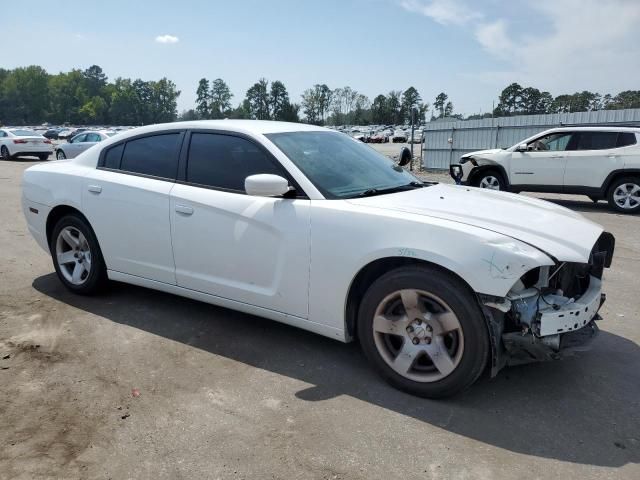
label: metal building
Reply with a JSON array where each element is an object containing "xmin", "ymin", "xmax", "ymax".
[{"xmin": 421, "ymin": 108, "xmax": 640, "ymax": 170}]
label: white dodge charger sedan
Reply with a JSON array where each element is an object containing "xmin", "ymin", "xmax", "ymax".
[{"xmin": 22, "ymin": 120, "xmax": 615, "ymax": 398}]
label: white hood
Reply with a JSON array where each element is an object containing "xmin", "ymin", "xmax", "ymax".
[
  {"xmin": 347, "ymin": 184, "xmax": 603, "ymax": 263},
  {"xmin": 461, "ymin": 148, "xmax": 505, "ymax": 158}
]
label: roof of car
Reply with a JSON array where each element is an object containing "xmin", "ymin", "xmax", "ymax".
[
  {"xmin": 115, "ymin": 120, "xmax": 328, "ymax": 138},
  {"xmin": 543, "ymin": 126, "xmax": 640, "ymax": 133}
]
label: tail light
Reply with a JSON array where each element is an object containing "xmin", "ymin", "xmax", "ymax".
[
  {"xmin": 13, "ymin": 139, "xmax": 27, "ymax": 144},
  {"xmin": 43, "ymin": 139, "xmax": 52, "ymax": 144}
]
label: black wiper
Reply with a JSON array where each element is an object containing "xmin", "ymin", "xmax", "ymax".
[{"xmin": 355, "ymin": 182, "xmax": 426, "ymax": 197}]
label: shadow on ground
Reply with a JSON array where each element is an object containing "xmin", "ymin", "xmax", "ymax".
[{"xmin": 33, "ymin": 273, "xmax": 639, "ymax": 468}]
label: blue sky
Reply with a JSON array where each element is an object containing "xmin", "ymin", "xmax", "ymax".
[{"xmin": 5, "ymin": 0, "xmax": 640, "ymax": 117}]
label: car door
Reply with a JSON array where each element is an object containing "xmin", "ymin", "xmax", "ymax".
[
  {"xmin": 65, "ymin": 134, "xmax": 87, "ymax": 158},
  {"xmin": 170, "ymin": 131, "xmax": 311, "ymax": 318},
  {"xmin": 78, "ymin": 132, "xmax": 102, "ymax": 155},
  {"xmin": 508, "ymin": 131, "xmax": 575, "ymax": 188},
  {"xmin": 563, "ymin": 131, "xmax": 630, "ymax": 189},
  {"xmin": 82, "ymin": 131, "xmax": 185, "ymax": 284}
]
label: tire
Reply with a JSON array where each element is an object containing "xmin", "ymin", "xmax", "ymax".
[
  {"xmin": 39, "ymin": 153, "xmax": 50, "ymax": 161},
  {"xmin": 50, "ymin": 214, "xmax": 107, "ymax": 294},
  {"xmin": 357, "ymin": 265, "xmax": 489, "ymax": 398},
  {"xmin": 588, "ymin": 196, "xmax": 600, "ymax": 203},
  {"xmin": 56, "ymin": 150, "xmax": 66, "ymax": 160},
  {"xmin": 1, "ymin": 145, "xmax": 12, "ymax": 160},
  {"xmin": 473, "ymin": 170, "xmax": 505, "ymax": 191},
  {"xmin": 607, "ymin": 176, "xmax": 640, "ymax": 214}
]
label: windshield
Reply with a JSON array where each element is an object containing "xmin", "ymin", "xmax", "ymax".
[
  {"xmin": 266, "ymin": 131, "xmax": 420, "ymax": 198},
  {"xmin": 11, "ymin": 129, "xmax": 38, "ymax": 137}
]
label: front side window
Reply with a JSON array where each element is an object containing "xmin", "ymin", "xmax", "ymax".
[
  {"xmin": 528, "ymin": 132, "xmax": 573, "ymax": 152},
  {"xmin": 575, "ymin": 132, "xmax": 618, "ymax": 150},
  {"xmin": 266, "ymin": 131, "xmax": 421, "ymax": 198},
  {"xmin": 86, "ymin": 133, "xmax": 102, "ymax": 142},
  {"xmin": 71, "ymin": 134, "xmax": 87, "ymax": 143},
  {"xmin": 186, "ymin": 133, "xmax": 282, "ymax": 191},
  {"xmin": 120, "ymin": 133, "xmax": 181, "ymax": 179}
]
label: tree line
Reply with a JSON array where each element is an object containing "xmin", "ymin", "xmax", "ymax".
[
  {"xmin": 2, "ymin": 64, "xmax": 639, "ymax": 126},
  {"xmin": 0, "ymin": 65, "xmax": 180, "ymax": 125}
]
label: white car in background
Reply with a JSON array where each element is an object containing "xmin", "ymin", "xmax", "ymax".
[
  {"xmin": 55, "ymin": 130, "xmax": 117, "ymax": 159},
  {"xmin": 0, "ymin": 128, "xmax": 53, "ymax": 161},
  {"xmin": 450, "ymin": 127, "xmax": 640, "ymax": 213},
  {"xmin": 22, "ymin": 120, "xmax": 614, "ymax": 398}
]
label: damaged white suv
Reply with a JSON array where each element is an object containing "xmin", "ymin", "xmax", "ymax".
[
  {"xmin": 22, "ymin": 121, "xmax": 615, "ymax": 398},
  {"xmin": 450, "ymin": 127, "xmax": 640, "ymax": 213}
]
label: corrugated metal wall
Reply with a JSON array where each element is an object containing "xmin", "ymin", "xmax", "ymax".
[{"xmin": 421, "ymin": 108, "xmax": 640, "ymax": 169}]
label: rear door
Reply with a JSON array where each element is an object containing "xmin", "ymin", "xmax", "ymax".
[
  {"xmin": 169, "ymin": 131, "xmax": 311, "ymax": 317},
  {"xmin": 82, "ymin": 131, "xmax": 184, "ymax": 284},
  {"xmin": 65, "ymin": 134, "xmax": 88, "ymax": 158},
  {"xmin": 563, "ymin": 131, "xmax": 632, "ymax": 188},
  {"xmin": 509, "ymin": 131, "xmax": 575, "ymax": 188}
]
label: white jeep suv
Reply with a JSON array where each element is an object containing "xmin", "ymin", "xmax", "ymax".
[{"xmin": 450, "ymin": 127, "xmax": 640, "ymax": 213}]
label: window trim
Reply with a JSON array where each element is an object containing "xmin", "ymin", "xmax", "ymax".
[
  {"xmin": 97, "ymin": 129, "xmax": 187, "ymax": 183},
  {"xmin": 176, "ymin": 129, "xmax": 308, "ymax": 199}
]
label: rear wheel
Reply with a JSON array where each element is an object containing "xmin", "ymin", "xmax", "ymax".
[
  {"xmin": 473, "ymin": 170, "xmax": 505, "ymax": 191},
  {"xmin": 56, "ymin": 150, "xmax": 66, "ymax": 160},
  {"xmin": 50, "ymin": 214, "xmax": 107, "ymax": 294},
  {"xmin": 39, "ymin": 153, "xmax": 49, "ymax": 161},
  {"xmin": 1, "ymin": 145, "xmax": 11, "ymax": 160},
  {"xmin": 357, "ymin": 265, "xmax": 489, "ymax": 398},
  {"xmin": 607, "ymin": 176, "xmax": 640, "ymax": 214}
]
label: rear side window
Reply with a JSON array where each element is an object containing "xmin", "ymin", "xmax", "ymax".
[
  {"xmin": 575, "ymin": 132, "xmax": 618, "ymax": 150},
  {"xmin": 616, "ymin": 132, "xmax": 637, "ymax": 148},
  {"xmin": 103, "ymin": 143, "xmax": 124, "ymax": 169},
  {"xmin": 120, "ymin": 133, "xmax": 181, "ymax": 179},
  {"xmin": 186, "ymin": 133, "xmax": 282, "ymax": 191}
]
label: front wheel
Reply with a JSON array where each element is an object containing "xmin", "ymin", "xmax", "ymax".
[
  {"xmin": 607, "ymin": 177, "xmax": 640, "ymax": 214},
  {"xmin": 357, "ymin": 265, "xmax": 489, "ymax": 398},
  {"xmin": 50, "ymin": 214, "xmax": 108, "ymax": 294},
  {"xmin": 473, "ymin": 171, "xmax": 505, "ymax": 191},
  {"xmin": 56, "ymin": 150, "xmax": 66, "ymax": 160}
]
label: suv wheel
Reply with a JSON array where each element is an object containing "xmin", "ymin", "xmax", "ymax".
[
  {"xmin": 474, "ymin": 170, "xmax": 505, "ymax": 191},
  {"xmin": 607, "ymin": 177, "xmax": 640, "ymax": 214},
  {"xmin": 357, "ymin": 265, "xmax": 489, "ymax": 398}
]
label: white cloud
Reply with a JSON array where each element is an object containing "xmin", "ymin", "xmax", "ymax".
[
  {"xmin": 473, "ymin": 0, "xmax": 640, "ymax": 94},
  {"xmin": 400, "ymin": 0, "xmax": 481, "ymax": 26},
  {"xmin": 155, "ymin": 34, "xmax": 179, "ymax": 44}
]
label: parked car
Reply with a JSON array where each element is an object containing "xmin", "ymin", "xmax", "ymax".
[
  {"xmin": 22, "ymin": 120, "xmax": 614, "ymax": 398},
  {"xmin": 43, "ymin": 128, "xmax": 62, "ymax": 140},
  {"xmin": 0, "ymin": 128, "xmax": 53, "ymax": 160},
  {"xmin": 449, "ymin": 127, "xmax": 640, "ymax": 213},
  {"xmin": 408, "ymin": 129, "xmax": 423, "ymax": 144},
  {"xmin": 55, "ymin": 130, "xmax": 117, "ymax": 159},
  {"xmin": 57, "ymin": 129, "xmax": 75, "ymax": 140},
  {"xmin": 392, "ymin": 129, "xmax": 407, "ymax": 143}
]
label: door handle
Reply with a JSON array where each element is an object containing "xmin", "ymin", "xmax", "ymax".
[
  {"xmin": 175, "ymin": 204, "xmax": 194, "ymax": 215},
  {"xmin": 87, "ymin": 185, "xmax": 102, "ymax": 194}
]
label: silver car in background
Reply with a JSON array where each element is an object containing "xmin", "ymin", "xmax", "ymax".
[{"xmin": 55, "ymin": 131, "xmax": 117, "ymax": 159}]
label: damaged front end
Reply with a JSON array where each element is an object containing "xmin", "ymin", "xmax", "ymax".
[{"xmin": 480, "ymin": 232, "xmax": 615, "ymax": 375}]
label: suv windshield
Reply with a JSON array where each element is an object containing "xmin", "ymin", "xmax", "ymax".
[{"xmin": 266, "ymin": 131, "xmax": 423, "ymax": 198}]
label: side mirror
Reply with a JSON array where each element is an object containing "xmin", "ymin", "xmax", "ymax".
[
  {"xmin": 516, "ymin": 143, "xmax": 528, "ymax": 152},
  {"xmin": 245, "ymin": 174, "xmax": 291, "ymax": 197},
  {"xmin": 398, "ymin": 147, "xmax": 412, "ymax": 167}
]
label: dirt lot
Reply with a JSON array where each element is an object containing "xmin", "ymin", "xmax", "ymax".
[{"xmin": 1, "ymin": 154, "xmax": 639, "ymax": 480}]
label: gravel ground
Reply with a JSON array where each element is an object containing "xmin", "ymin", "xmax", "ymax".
[{"xmin": 0, "ymin": 155, "xmax": 639, "ymax": 480}]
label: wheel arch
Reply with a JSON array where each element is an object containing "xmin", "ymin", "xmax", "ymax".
[
  {"xmin": 467, "ymin": 163, "xmax": 510, "ymax": 188},
  {"xmin": 344, "ymin": 256, "xmax": 479, "ymax": 340},
  {"xmin": 601, "ymin": 169, "xmax": 640, "ymax": 195},
  {"xmin": 46, "ymin": 205, "xmax": 94, "ymax": 248}
]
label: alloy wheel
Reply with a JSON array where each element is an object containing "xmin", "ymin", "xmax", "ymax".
[
  {"xmin": 479, "ymin": 175, "xmax": 500, "ymax": 190},
  {"xmin": 372, "ymin": 289, "xmax": 464, "ymax": 383},
  {"xmin": 55, "ymin": 226, "xmax": 92, "ymax": 285},
  {"xmin": 613, "ymin": 182, "xmax": 640, "ymax": 210},
  {"xmin": 56, "ymin": 150, "xmax": 66, "ymax": 160}
]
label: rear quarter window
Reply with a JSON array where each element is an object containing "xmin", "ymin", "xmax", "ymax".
[{"xmin": 616, "ymin": 132, "xmax": 637, "ymax": 148}]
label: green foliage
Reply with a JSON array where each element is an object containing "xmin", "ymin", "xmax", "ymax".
[{"xmin": 0, "ymin": 65, "xmax": 179, "ymax": 125}]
